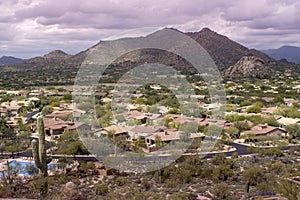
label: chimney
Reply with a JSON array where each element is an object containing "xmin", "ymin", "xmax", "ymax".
[{"xmin": 260, "ymin": 123, "xmax": 268, "ymax": 129}]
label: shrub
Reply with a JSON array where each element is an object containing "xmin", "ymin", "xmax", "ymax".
[{"xmin": 95, "ymin": 183, "xmax": 109, "ymax": 196}]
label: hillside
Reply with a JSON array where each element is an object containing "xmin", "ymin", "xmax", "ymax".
[{"xmin": 186, "ymin": 28, "xmax": 275, "ymax": 70}]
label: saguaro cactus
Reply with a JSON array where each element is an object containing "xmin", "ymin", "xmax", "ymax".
[{"xmin": 32, "ymin": 116, "xmax": 52, "ymax": 176}]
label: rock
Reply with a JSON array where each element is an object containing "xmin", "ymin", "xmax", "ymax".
[
  {"xmin": 223, "ymin": 56, "xmax": 272, "ymax": 77},
  {"xmin": 57, "ymin": 181, "xmax": 87, "ymax": 200}
]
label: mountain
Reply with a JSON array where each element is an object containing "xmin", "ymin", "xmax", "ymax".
[
  {"xmin": 262, "ymin": 46, "xmax": 300, "ymax": 64},
  {"xmin": 44, "ymin": 50, "xmax": 71, "ymax": 61},
  {"xmin": 21, "ymin": 50, "xmax": 71, "ymax": 66},
  {"xmin": 1, "ymin": 28, "xmax": 299, "ymax": 77},
  {"xmin": 4, "ymin": 50, "xmax": 75, "ymax": 72},
  {"xmin": 186, "ymin": 28, "xmax": 276, "ymax": 71},
  {"xmin": 0, "ymin": 56, "xmax": 23, "ymax": 65}
]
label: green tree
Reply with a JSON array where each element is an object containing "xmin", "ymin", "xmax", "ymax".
[
  {"xmin": 50, "ymin": 101, "xmax": 60, "ymax": 107},
  {"xmin": 285, "ymin": 124, "xmax": 300, "ymax": 139},
  {"xmin": 246, "ymin": 103, "xmax": 262, "ymax": 113},
  {"xmin": 243, "ymin": 166, "xmax": 265, "ymax": 194},
  {"xmin": 240, "ymin": 100, "xmax": 252, "ymax": 107},
  {"xmin": 41, "ymin": 106, "xmax": 53, "ymax": 115},
  {"xmin": 212, "ymin": 182, "xmax": 232, "ymax": 200},
  {"xmin": 271, "ymin": 96, "xmax": 284, "ymax": 105},
  {"xmin": 225, "ymin": 127, "xmax": 240, "ymax": 139},
  {"xmin": 276, "ymin": 179, "xmax": 299, "ymax": 200},
  {"xmin": 0, "ymin": 118, "xmax": 15, "ymax": 138},
  {"xmin": 55, "ymin": 130, "xmax": 89, "ymax": 156},
  {"xmin": 204, "ymin": 124, "xmax": 223, "ymax": 137},
  {"xmin": 233, "ymin": 121, "xmax": 250, "ymax": 132}
]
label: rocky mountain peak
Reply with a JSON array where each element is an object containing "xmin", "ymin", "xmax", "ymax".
[
  {"xmin": 44, "ymin": 50, "xmax": 70, "ymax": 60},
  {"xmin": 223, "ymin": 56, "xmax": 272, "ymax": 77}
]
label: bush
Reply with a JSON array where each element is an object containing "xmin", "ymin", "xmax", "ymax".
[
  {"xmin": 115, "ymin": 177, "xmax": 126, "ymax": 186},
  {"xmin": 95, "ymin": 183, "xmax": 109, "ymax": 196},
  {"xmin": 212, "ymin": 183, "xmax": 232, "ymax": 200},
  {"xmin": 258, "ymin": 148, "xmax": 284, "ymax": 157}
]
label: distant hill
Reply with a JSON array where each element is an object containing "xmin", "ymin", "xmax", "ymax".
[
  {"xmin": 21, "ymin": 50, "xmax": 72, "ymax": 66},
  {"xmin": 0, "ymin": 56, "xmax": 23, "ymax": 65},
  {"xmin": 262, "ymin": 46, "xmax": 300, "ymax": 64}
]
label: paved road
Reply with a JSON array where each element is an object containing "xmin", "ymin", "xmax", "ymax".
[{"xmin": 1, "ymin": 143, "xmax": 298, "ymax": 162}]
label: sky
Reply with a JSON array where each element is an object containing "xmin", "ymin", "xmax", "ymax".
[{"xmin": 1, "ymin": 0, "xmax": 300, "ymax": 58}]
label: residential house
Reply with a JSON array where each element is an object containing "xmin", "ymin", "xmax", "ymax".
[
  {"xmin": 28, "ymin": 89, "xmax": 44, "ymax": 96},
  {"xmin": 261, "ymin": 107, "xmax": 277, "ymax": 115},
  {"xmin": 145, "ymin": 128, "xmax": 204, "ymax": 150},
  {"xmin": 6, "ymin": 91, "xmax": 21, "ymax": 96},
  {"xmin": 261, "ymin": 97, "xmax": 274, "ymax": 102},
  {"xmin": 0, "ymin": 107, "xmax": 8, "ymax": 117},
  {"xmin": 43, "ymin": 118, "xmax": 70, "ymax": 136},
  {"xmin": 0, "ymin": 104, "xmax": 21, "ymax": 116},
  {"xmin": 146, "ymin": 129, "xmax": 181, "ymax": 147},
  {"xmin": 241, "ymin": 124, "xmax": 286, "ymax": 138},
  {"xmin": 65, "ymin": 122, "xmax": 91, "ymax": 133},
  {"xmin": 128, "ymin": 110, "xmax": 148, "ymax": 124},
  {"xmin": 283, "ymin": 98, "xmax": 299, "ymax": 107},
  {"xmin": 40, "ymin": 118, "xmax": 91, "ymax": 138},
  {"xmin": 95, "ymin": 91, "xmax": 108, "ymax": 97},
  {"xmin": 102, "ymin": 125, "xmax": 129, "ymax": 137},
  {"xmin": 128, "ymin": 125, "xmax": 162, "ymax": 141},
  {"xmin": 277, "ymin": 117, "xmax": 300, "ymax": 127},
  {"xmin": 101, "ymin": 97, "xmax": 112, "ymax": 104}
]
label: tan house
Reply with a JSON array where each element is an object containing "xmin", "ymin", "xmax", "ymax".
[
  {"xmin": 241, "ymin": 124, "xmax": 286, "ymax": 138},
  {"xmin": 128, "ymin": 110, "xmax": 148, "ymax": 124},
  {"xmin": 102, "ymin": 125, "xmax": 129, "ymax": 137},
  {"xmin": 277, "ymin": 117, "xmax": 300, "ymax": 127},
  {"xmin": 283, "ymin": 98, "xmax": 299, "ymax": 106},
  {"xmin": 65, "ymin": 122, "xmax": 91, "ymax": 133},
  {"xmin": 146, "ymin": 130, "xmax": 181, "ymax": 147},
  {"xmin": 45, "ymin": 110, "xmax": 81, "ymax": 120},
  {"xmin": 128, "ymin": 125, "xmax": 162, "ymax": 141},
  {"xmin": 33, "ymin": 118, "xmax": 91, "ymax": 138},
  {"xmin": 261, "ymin": 107, "xmax": 277, "ymax": 115},
  {"xmin": 0, "ymin": 107, "xmax": 8, "ymax": 117},
  {"xmin": 43, "ymin": 118, "xmax": 70, "ymax": 136},
  {"xmin": 0, "ymin": 105, "xmax": 22, "ymax": 116},
  {"xmin": 145, "ymin": 128, "xmax": 204, "ymax": 150}
]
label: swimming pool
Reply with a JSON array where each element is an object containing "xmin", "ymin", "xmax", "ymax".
[{"xmin": 6, "ymin": 160, "xmax": 59, "ymax": 176}]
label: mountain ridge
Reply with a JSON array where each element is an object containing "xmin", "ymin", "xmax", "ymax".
[
  {"xmin": 262, "ymin": 45, "xmax": 300, "ymax": 64},
  {"xmin": 0, "ymin": 56, "xmax": 23, "ymax": 65},
  {"xmin": 1, "ymin": 27, "xmax": 299, "ymax": 76}
]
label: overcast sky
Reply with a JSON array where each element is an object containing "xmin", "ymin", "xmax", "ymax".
[{"xmin": 1, "ymin": 0, "xmax": 300, "ymax": 58}]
